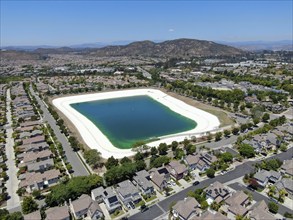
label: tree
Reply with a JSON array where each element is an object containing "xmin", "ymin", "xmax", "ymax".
[
  {"xmin": 0, "ymin": 209, "xmax": 23, "ymax": 220},
  {"xmin": 45, "ymin": 175, "xmax": 103, "ymax": 207},
  {"xmin": 248, "ymin": 178, "xmax": 259, "ymax": 190},
  {"xmin": 120, "ymin": 156, "xmax": 132, "ymax": 165},
  {"xmin": 171, "ymin": 141, "xmax": 178, "ymax": 151},
  {"xmin": 240, "ymin": 124, "xmax": 248, "ymax": 132},
  {"xmin": 84, "ymin": 149, "xmax": 102, "ymax": 169},
  {"xmin": 22, "ymin": 196, "xmax": 38, "ymax": 214},
  {"xmin": 260, "ymin": 159, "xmax": 282, "ymax": 171},
  {"xmin": 215, "ymin": 132, "xmax": 222, "ymax": 141},
  {"xmin": 16, "ymin": 187, "xmax": 26, "ymax": 196},
  {"xmin": 150, "ymin": 147, "xmax": 158, "ymax": 156},
  {"xmin": 268, "ymin": 202, "xmax": 279, "ymax": 214},
  {"xmin": 158, "ymin": 143, "xmax": 168, "ymax": 155},
  {"xmin": 220, "ymin": 152, "xmax": 233, "ymax": 163},
  {"xmin": 238, "ymin": 144, "xmax": 255, "ymax": 158},
  {"xmin": 175, "ymin": 148, "xmax": 185, "ymax": 159},
  {"xmin": 278, "ymin": 188, "xmax": 287, "ymax": 202},
  {"xmin": 206, "ymin": 168, "xmax": 215, "ymax": 178},
  {"xmin": 232, "ymin": 127, "xmax": 239, "ymax": 135},
  {"xmin": 200, "ymin": 200, "xmax": 209, "ymax": 210},
  {"xmin": 253, "ymin": 118, "xmax": 260, "ymax": 126},
  {"xmin": 262, "ymin": 113, "xmax": 270, "ymax": 122},
  {"xmin": 134, "ymin": 152, "xmax": 144, "ymax": 161},
  {"xmin": 224, "ymin": 129, "xmax": 231, "ymax": 137},
  {"xmin": 32, "ymin": 190, "xmax": 41, "ymax": 199},
  {"xmin": 150, "ymin": 156, "xmax": 170, "ymax": 168},
  {"xmin": 105, "ymin": 156, "xmax": 119, "ymax": 170},
  {"xmin": 185, "ymin": 144, "xmax": 196, "ymax": 155}
]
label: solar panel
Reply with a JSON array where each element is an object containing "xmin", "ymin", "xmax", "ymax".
[{"xmin": 108, "ymin": 196, "xmax": 118, "ymax": 204}]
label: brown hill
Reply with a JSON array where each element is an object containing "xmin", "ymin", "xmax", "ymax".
[
  {"xmin": 91, "ymin": 38, "xmax": 244, "ymax": 57},
  {"xmin": 0, "ymin": 50, "xmax": 44, "ymax": 61}
]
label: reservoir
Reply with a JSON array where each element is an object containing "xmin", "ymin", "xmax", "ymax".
[{"xmin": 71, "ymin": 95, "xmax": 197, "ymax": 149}]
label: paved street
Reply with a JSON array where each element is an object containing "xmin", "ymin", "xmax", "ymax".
[
  {"xmin": 29, "ymin": 85, "xmax": 89, "ymax": 176},
  {"xmin": 4, "ymin": 88, "xmax": 21, "ymax": 210},
  {"xmin": 197, "ymin": 135, "xmax": 238, "ymax": 149},
  {"xmin": 229, "ymin": 182, "xmax": 293, "ymax": 216},
  {"xmin": 129, "ymin": 147, "xmax": 293, "ymax": 220}
]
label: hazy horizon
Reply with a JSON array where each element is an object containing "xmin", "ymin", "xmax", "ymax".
[{"xmin": 1, "ymin": 1, "xmax": 292, "ymax": 47}]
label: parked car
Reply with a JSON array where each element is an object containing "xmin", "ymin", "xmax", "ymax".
[
  {"xmin": 140, "ymin": 204, "xmax": 149, "ymax": 213},
  {"xmin": 127, "ymin": 203, "xmax": 131, "ymax": 209},
  {"xmin": 129, "ymin": 201, "xmax": 135, "ymax": 209},
  {"xmin": 193, "ymin": 181, "xmax": 199, "ymax": 186}
]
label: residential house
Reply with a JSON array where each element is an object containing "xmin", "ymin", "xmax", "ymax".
[
  {"xmin": 116, "ymin": 180, "xmax": 141, "ymax": 205},
  {"xmin": 19, "ymin": 169, "xmax": 60, "ymax": 193},
  {"xmin": 242, "ymin": 139, "xmax": 262, "ymax": 153},
  {"xmin": 133, "ymin": 170, "xmax": 154, "ymax": 196},
  {"xmin": 249, "ymin": 200, "xmax": 276, "ymax": 220},
  {"xmin": 193, "ymin": 210, "xmax": 229, "ymax": 220},
  {"xmin": 45, "ymin": 206, "xmax": 70, "ymax": 220},
  {"xmin": 19, "ymin": 130, "xmax": 43, "ymax": 139},
  {"xmin": 27, "ymin": 158, "xmax": 54, "ymax": 172},
  {"xmin": 254, "ymin": 170, "xmax": 281, "ymax": 187},
  {"xmin": 281, "ymin": 159, "xmax": 293, "ymax": 176},
  {"xmin": 225, "ymin": 191, "xmax": 249, "ymax": 217},
  {"xmin": 22, "ymin": 135, "xmax": 45, "ymax": 145},
  {"xmin": 21, "ymin": 149, "xmax": 53, "ymax": 165},
  {"xmin": 167, "ymin": 160, "xmax": 188, "ymax": 180},
  {"xmin": 70, "ymin": 194, "xmax": 104, "ymax": 220},
  {"xmin": 18, "ymin": 142, "xmax": 49, "ymax": 153},
  {"xmin": 275, "ymin": 178, "xmax": 293, "ymax": 199},
  {"xmin": 20, "ymin": 120, "xmax": 40, "ymax": 128},
  {"xmin": 205, "ymin": 181, "xmax": 230, "ymax": 204},
  {"xmin": 184, "ymin": 154, "xmax": 201, "ymax": 171},
  {"xmin": 91, "ymin": 186, "xmax": 121, "ymax": 214},
  {"xmin": 201, "ymin": 153, "xmax": 217, "ymax": 167},
  {"xmin": 23, "ymin": 210, "xmax": 41, "ymax": 220},
  {"xmin": 91, "ymin": 187, "xmax": 105, "ymax": 203},
  {"xmin": 149, "ymin": 166, "xmax": 170, "ymax": 191},
  {"xmin": 172, "ymin": 197, "xmax": 200, "ymax": 220}
]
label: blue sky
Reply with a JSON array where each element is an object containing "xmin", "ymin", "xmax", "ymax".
[{"xmin": 1, "ymin": 0, "xmax": 292, "ymax": 46}]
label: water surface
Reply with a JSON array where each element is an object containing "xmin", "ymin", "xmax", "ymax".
[{"xmin": 71, "ymin": 95, "xmax": 197, "ymax": 149}]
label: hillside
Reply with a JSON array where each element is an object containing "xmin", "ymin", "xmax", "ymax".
[
  {"xmin": 0, "ymin": 50, "xmax": 44, "ymax": 61},
  {"xmin": 90, "ymin": 38, "xmax": 244, "ymax": 57}
]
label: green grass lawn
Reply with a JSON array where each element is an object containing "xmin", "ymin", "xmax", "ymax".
[
  {"xmin": 144, "ymin": 195, "xmax": 157, "ymax": 203},
  {"xmin": 110, "ymin": 210, "xmax": 124, "ymax": 219}
]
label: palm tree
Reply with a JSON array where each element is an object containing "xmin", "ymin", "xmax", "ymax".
[
  {"xmin": 278, "ymin": 188, "xmax": 287, "ymax": 202},
  {"xmin": 267, "ymin": 185, "xmax": 276, "ymax": 197}
]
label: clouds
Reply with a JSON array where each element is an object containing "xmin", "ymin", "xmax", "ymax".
[{"xmin": 168, "ymin": 28, "xmax": 175, "ymax": 32}]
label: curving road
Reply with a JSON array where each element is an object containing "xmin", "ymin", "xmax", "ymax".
[{"xmin": 29, "ymin": 85, "xmax": 89, "ymax": 177}]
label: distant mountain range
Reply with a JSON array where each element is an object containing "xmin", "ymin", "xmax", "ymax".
[
  {"xmin": 2, "ymin": 39, "xmax": 292, "ymax": 52},
  {"xmin": 1, "ymin": 38, "xmax": 244, "ymax": 59},
  {"xmin": 218, "ymin": 40, "xmax": 292, "ymax": 51}
]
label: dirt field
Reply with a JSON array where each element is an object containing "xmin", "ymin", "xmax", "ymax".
[{"xmin": 161, "ymin": 89, "xmax": 235, "ymax": 127}]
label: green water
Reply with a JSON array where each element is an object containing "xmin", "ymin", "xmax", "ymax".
[{"xmin": 70, "ymin": 95, "xmax": 197, "ymax": 149}]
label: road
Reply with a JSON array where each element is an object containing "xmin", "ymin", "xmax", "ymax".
[
  {"xmin": 137, "ymin": 66, "xmax": 152, "ymax": 79},
  {"xmin": 229, "ymin": 182, "xmax": 293, "ymax": 216},
  {"xmin": 129, "ymin": 147, "xmax": 293, "ymax": 220},
  {"xmin": 29, "ymin": 85, "xmax": 89, "ymax": 177},
  {"xmin": 4, "ymin": 88, "xmax": 21, "ymax": 210}
]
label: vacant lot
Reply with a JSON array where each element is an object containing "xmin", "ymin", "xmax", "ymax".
[{"xmin": 162, "ymin": 89, "xmax": 235, "ymax": 127}]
